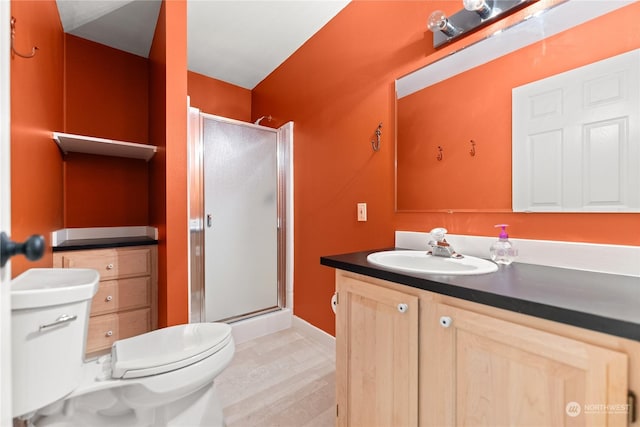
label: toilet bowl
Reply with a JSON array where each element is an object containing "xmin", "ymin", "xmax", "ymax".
[{"xmin": 11, "ymin": 268, "xmax": 235, "ymax": 426}]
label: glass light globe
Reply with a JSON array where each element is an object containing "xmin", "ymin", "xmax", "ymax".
[
  {"xmin": 463, "ymin": 0, "xmax": 486, "ymax": 11},
  {"xmin": 463, "ymin": 0, "xmax": 493, "ymax": 18},
  {"xmin": 427, "ymin": 10, "xmax": 448, "ymax": 32}
]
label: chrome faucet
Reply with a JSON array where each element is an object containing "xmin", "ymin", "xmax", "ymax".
[{"xmin": 427, "ymin": 227, "xmax": 463, "ymax": 258}]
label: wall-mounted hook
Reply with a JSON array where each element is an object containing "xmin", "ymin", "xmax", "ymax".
[
  {"xmin": 437, "ymin": 145, "xmax": 443, "ymax": 161},
  {"xmin": 469, "ymin": 139, "xmax": 476, "ymax": 157},
  {"xmin": 11, "ymin": 17, "xmax": 38, "ymax": 59},
  {"xmin": 371, "ymin": 122, "xmax": 382, "ymax": 151}
]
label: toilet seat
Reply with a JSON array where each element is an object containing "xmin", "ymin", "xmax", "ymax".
[{"xmin": 111, "ymin": 323, "xmax": 233, "ymax": 379}]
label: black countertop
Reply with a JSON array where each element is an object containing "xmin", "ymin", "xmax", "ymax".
[
  {"xmin": 321, "ymin": 248, "xmax": 640, "ymax": 342},
  {"xmin": 52, "ymin": 236, "xmax": 158, "ymax": 252}
]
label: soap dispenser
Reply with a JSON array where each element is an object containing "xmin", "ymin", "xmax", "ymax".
[{"xmin": 490, "ymin": 224, "xmax": 517, "ymax": 265}]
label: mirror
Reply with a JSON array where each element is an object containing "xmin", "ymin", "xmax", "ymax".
[{"xmin": 395, "ymin": 1, "xmax": 639, "ymax": 212}]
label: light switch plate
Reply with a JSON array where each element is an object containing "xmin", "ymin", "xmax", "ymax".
[{"xmin": 357, "ymin": 203, "xmax": 367, "ymax": 221}]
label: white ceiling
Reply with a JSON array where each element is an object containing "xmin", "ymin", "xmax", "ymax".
[{"xmin": 56, "ymin": 0, "xmax": 350, "ymax": 90}]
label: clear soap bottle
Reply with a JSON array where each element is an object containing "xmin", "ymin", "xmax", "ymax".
[{"xmin": 490, "ymin": 224, "xmax": 517, "ymax": 265}]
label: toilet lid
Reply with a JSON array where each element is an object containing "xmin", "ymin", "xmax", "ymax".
[{"xmin": 111, "ymin": 323, "xmax": 232, "ymax": 379}]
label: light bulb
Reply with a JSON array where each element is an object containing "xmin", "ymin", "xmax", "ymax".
[
  {"xmin": 463, "ymin": 0, "xmax": 484, "ymax": 11},
  {"xmin": 427, "ymin": 10, "xmax": 458, "ymax": 37},
  {"xmin": 427, "ymin": 10, "xmax": 448, "ymax": 32},
  {"xmin": 463, "ymin": 0, "xmax": 493, "ymax": 19}
]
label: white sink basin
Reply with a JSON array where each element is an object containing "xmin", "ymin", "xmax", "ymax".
[
  {"xmin": 11, "ymin": 268, "xmax": 100, "ymax": 310},
  {"xmin": 367, "ymin": 250, "xmax": 498, "ymax": 275}
]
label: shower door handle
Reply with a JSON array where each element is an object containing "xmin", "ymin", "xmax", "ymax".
[{"xmin": 206, "ymin": 214, "xmax": 212, "ymax": 228}]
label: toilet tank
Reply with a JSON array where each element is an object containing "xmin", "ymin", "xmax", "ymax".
[{"xmin": 11, "ymin": 268, "xmax": 99, "ymax": 418}]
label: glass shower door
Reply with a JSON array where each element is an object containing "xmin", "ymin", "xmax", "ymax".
[{"xmin": 203, "ymin": 116, "xmax": 279, "ymax": 322}]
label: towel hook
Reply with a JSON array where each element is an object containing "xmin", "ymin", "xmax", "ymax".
[
  {"xmin": 371, "ymin": 122, "xmax": 382, "ymax": 151},
  {"xmin": 11, "ymin": 17, "xmax": 38, "ymax": 59},
  {"xmin": 469, "ymin": 139, "xmax": 476, "ymax": 157},
  {"xmin": 437, "ymin": 145, "xmax": 443, "ymax": 161}
]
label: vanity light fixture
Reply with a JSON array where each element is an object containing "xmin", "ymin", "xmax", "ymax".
[{"xmin": 427, "ymin": 0, "xmax": 532, "ymax": 48}]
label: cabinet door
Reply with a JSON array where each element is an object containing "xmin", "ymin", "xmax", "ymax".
[
  {"xmin": 425, "ymin": 303, "xmax": 628, "ymax": 426},
  {"xmin": 336, "ymin": 276, "xmax": 419, "ymax": 427}
]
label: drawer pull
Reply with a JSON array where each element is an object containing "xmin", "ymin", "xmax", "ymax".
[
  {"xmin": 397, "ymin": 303, "xmax": 408, "ymax": 313},
  {"xmin": 106, "ymin": 263, "xmax": 114, "ymax": 270},
  {"xmin": 105, "ymin": 330, "xmax": 113, "ymax": 337},
  {"xmin": 105, "ymin": 295, "xmax": 113, "ymax": 302},
  {"xmin": 39, "ymin": 314, "xmax": 77, "ymax": 331}
]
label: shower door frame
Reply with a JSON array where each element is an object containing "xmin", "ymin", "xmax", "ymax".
[{"xmin": 188, "ymin": 110, "xmax": 291, "ymax": 323}]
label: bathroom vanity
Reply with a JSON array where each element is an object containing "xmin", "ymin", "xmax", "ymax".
[
  {"xmin": 321, "ymin": 250, "xmax": 640, "ymax": 426},
  {"xmin": 52, "ymin": 229, "xmax": 158, "ymax": 357}
]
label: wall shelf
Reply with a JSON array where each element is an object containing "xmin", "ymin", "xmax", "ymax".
[{"xmin": 52, "ymin": 132, "xmax": 157, "ymax": 161}]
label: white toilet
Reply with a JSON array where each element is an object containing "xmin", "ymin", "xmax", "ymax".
[{"xmin": 11, "ymin": 268, "xmax": 235, "ymax": 426}]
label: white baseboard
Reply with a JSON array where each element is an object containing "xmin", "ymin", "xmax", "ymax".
[
  {"xmin": 227, "ymin": 309, "xmax": 336, "ymax": 359},
  {"xmin": 292, "ymin": 315, "xmax": 335, "ymax": 358},
  {"xmin": 230, "ymin": 308, "xmax": 292, "ymax": 345}
]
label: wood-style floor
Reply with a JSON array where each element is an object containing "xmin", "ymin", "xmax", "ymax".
[{"xmin": 216, "ymin": 326, "xmax": 336, "ymax": 427}]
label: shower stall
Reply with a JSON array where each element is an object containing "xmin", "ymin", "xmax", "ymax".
[{"xmin": 188, "ymin": 108, "xmax": 293, "ymax": 324}]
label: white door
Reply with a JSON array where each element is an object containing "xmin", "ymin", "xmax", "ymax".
[
  {"xmin": 513, "ymin": 49, "xmax": 640, "ymax": 212},
  {"xmin": 1, "ymin": 0, "xmax": 13, "ymax": 423},
  {"xmin": 203, "ymin": 115, "xmax": 279, "ymax": 321}
]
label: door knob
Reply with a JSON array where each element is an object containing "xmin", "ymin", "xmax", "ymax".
[{"xmin": 0, "ymin": 232, "xmax": 45, "ymax": 268}]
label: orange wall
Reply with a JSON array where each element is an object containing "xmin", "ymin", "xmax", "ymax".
[
  {"xmin": 149, "ymin": 0, "xmax": 189, "ymax": 327},
  {"xmin": 253, "ymin": 1, "xmax": 640, "ymax": 336},
  {"xmin": 63, "ymin": 34, "xmax": 150, "ymax": 227},
  {"xmin": 10, "ymin": 0, "xmax": 64, "ymax": 276},
  {"xmin": 63, "ymin": 153, "xmax": 149, "ymax": 227},
  {"xmin": 10, "ymin": 0, "xmax": 191, "ymax": 326},
  {"xmin": 188, "ymin": 71, "xmax": 251, "ymax": 121},
  {"xmin": 253, "ymin": 1, "xmax": 439, "ymax": 335},
  {"xmin": 63, "ymin": 35, "xmax": 149, "ymax": 143}
]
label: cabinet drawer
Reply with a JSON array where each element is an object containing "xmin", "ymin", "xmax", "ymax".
[
  {"xmin": 86, "ymin": 309, "xmax": 151, "ymax": 353},
  {"xmin": 58, "ymin": 248, "xmax": 152, "ymax": 280},
  {"xmin": 86, "ymin": 313, "xmax": 118, "ymax": 353},
  {"xmin": 91, "ymin": 277, "xmax": 151, "ymax": 316},
  {"xmin": 118, "ymin": 308, "xmax": 151, "ymax": 340}
]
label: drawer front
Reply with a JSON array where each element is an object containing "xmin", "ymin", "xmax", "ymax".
[
  {"xmin": 86, "ymin": 309, "xmax": 151, "ymax": 354},
  {"xmin": 91, "ymin": 280, "xmax": 118, "ymax": 315},
  {"xmin": 91, "ymin": 277, "xmax": 151, "ymax": 316},
  {"xmin": 87, "ymin": 314, "xmax": 118, "ymax": 353},
  {"xmin": 118, "ymin": 309, "xmax": 151, "ymax": 340},
  {"xmin": 117, "ymin": 277, "xmax": 151, "ymax": 312},
  {"xmin": 59, "ymin": 248, "xmax": 152, "ymax": 280},
  {"xmin": 116, "ymin": 249, "xmax": 152, "ymax": 279},
  {"xmin": 61, "ymin": 251, "xmax": 119, "ymax": 280}
]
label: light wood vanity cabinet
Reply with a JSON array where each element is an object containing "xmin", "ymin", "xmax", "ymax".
[
  {"xmin": 54, "ymin": 245, "xmax": 158, "ymax": 356},
  {"xmin": 335, "ymin": 271, "xmax": 638, "ymax": 427},
  {"xmin": 425, "ymin": 303, "xmax": 628, "ymax": 426},
  {"xmin": 336, "ymin": 274, "xmax": 419, "ymax": 427}
]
